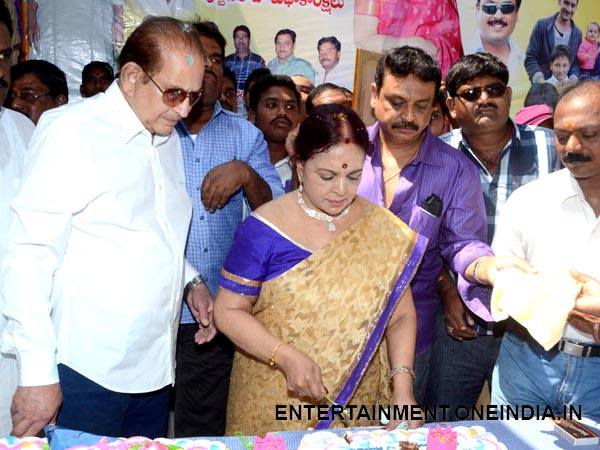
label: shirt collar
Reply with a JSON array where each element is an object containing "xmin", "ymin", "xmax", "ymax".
[{"xmin": 109, "ymin": 81, "xmax": 171, "ymax": 146}]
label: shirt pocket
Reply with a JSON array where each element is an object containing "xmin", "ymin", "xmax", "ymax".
[{"xmin": 408, "ymin": 205, "xmax": 442, "ymax": 246}]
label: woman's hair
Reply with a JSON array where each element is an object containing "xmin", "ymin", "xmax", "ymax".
[{"xmin": 294, "ymin": 104, "xmax": 369, "ymax": 162}]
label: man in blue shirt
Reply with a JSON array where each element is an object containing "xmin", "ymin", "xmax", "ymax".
[
  {"xmin": 267, "ymin": 29, "xmax": 316, "ymax": 83},
  {"xmin": 174, "ymin": 22, "xmax": 284, "ymax": 437},
  {"xmin": 224, "ymin": 25, "xmax": 266, "ymax": 116}
]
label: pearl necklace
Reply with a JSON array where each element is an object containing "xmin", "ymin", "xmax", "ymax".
[{"xmin": 297, "ymin": 190, "xmax": 350, "ymax": 232}]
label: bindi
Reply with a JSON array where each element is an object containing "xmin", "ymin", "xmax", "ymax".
[{"xmin": 342, "ymin": 163, "xmax": 348, "ymax": 169}]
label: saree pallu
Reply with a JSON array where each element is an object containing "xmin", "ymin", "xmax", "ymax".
[{"xmin": 220, "ymin": 206, "xmax": 427, "ymax": 435}]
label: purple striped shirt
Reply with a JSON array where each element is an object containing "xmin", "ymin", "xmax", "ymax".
[{"xmin": 357, "ymin": 123, "xmax": 494, "ymax": 355}]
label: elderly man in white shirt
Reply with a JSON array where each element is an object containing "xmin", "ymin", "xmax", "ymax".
[
  {"xmin": 1, "ymin": 16, "xmax": 213, "ymax": 439},
  {"xmin": 0, "ymin": 3, "xmax": 36, "ymax": 437}
]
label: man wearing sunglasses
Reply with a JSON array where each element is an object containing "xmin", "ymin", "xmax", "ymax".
[
  {"xmin": 172, "ymin": 22, "xmax": 283, "ymax": 437},
  {"xmin": 464, "ymin": 1, "xmax": 523, "ymax": 77},
  {"xmin": 426, "ymin": 53, "xmax": 560, "ymax": 419},
  {"xmin": 0, "ymin": 2, "xmax": 35, "ymax": 437},
  {"xmin": 525, "ymin": 0, "xmax": 582, "ymax": 84},
  {"xmin": 2, "ymin": 17, "xmax": 209, "ymax": 438}
]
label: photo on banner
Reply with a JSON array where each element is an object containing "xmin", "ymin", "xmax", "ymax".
[{"xmin": 458, "ymin": 0, "xmax": 600, "ymax": 114}]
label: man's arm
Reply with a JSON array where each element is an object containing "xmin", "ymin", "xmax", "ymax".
[{"xmin": 524, "ymin": 20, "xmax": 546, "ymax": 83}]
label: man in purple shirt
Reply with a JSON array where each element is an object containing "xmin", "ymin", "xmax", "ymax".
[{"xmin": 357, "ymin": 46, "xmax": 512, "ymax": 404}]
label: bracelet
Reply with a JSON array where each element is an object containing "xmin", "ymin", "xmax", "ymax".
[
  {"xmin": 389, "ymin": 365, "xmax": 415, "ymax": 381},
  {"xmin": 268, "ymin": 341, "xmax": 285, "ymax": 369},
  {"xmin": 186, "ymin": 274, "xmax": 205, "ymax": 290},
  {"xmin": 472, "ymin": 257, "xmax": 489, "ymax": 285}
]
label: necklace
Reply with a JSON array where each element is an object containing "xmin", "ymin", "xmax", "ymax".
[
  {"xmin": 383, "ymin": 145, "xmax": 420, "ymax": 184},
  {"xmin": 297, "ymin": 190, "xmax": 350, "ymax": 232}
]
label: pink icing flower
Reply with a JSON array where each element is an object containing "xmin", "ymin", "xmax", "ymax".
[{"xmin": 253, "ymin": 434, "xmax": 286, "ymax": 450}]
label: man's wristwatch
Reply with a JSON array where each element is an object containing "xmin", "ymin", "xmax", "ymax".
[{"xmin": 186, "ymin": 274, "xmax": 205, "ymax": 290}]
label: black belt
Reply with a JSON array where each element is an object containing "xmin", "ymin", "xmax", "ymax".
[{"xmin": 557, "ymin": 339, "xmax": 600, "ymax": 358}]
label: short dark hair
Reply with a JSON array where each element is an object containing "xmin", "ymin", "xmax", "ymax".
[
  {"xmin": 305, "ymin": 83, "xmax": 344, "ymax": 112},
  {"xmin": 524, "ymin": 82, "xmax": 558, "ymax": 107},
  {"xmin": 244, "ymin": 67, "xmax": 271, "ymax": 96},
  {"xmin": 0, "ymin": 1, "xmax": 12, "ymax": 37},
  {"xmin": 476, "ymin": 0, "xmax": 521, "ymax": 10},
  {"xmin": 82, "ymin": 61, "xmax": 115, "ymax": 80},
  {"xmin": 550, "ymin": 45, "xmax": 572, "ymax": 64},
  {"xmin": 11, "ymin": 59, "xmax": 69, "ymax": 101},
  {"xmin": 275, "ymin": 29, "xmax": 296, "ymax": 43},
  {"xmin": 248, "ymin": 74, "xmax": 300, "ymax": 111},
  {"xmin": 317, "ymin": 36, "xmax": 341, "ymax": 52},
  {"xmin": 223, "ymin": 66, "xmax": 237, "ymax": 86},
  {"xmin": 194, "ymin": 21, "xmax": 226, "ymax": 57},
  {"xmin": 434, "ymin": 87, "xmax": 449, "ymax": 118},
  {"xmin": 233, "ymin": 25, "xmax": 250, "ymax": 39},
  {"xmin": 374, "ymin": 46, "xmax": 441, "ymax": 93},
  {"xmin": 445, "ymin": 52, "xmax": 509, "ymax": 98},
  {"xmin": 294, "ymin": 104, "xmax": 369, "ymax": 162},
  {"xmin": 118, "ymin": 16, "xmax": 204, "ymax": 76}
]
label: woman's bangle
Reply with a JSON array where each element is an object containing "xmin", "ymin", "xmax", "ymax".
[
  {"xmin": 472, "ymin": 256, "xmax": 489, "ymax": 285},
  {"xmin": 389, "ymin": 365, "xmax": 415, "ymax": 381},
  {"xmin": 268, "ymin": 341, "xmax": 285, "ymax": 369}
]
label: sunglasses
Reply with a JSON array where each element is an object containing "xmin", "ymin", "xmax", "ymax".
[
  {"xmin": 143, "ymin": 70, "xmax": 203, "ymax": 107},
  {"xmin": 480, "ymin": 3, "xmax": 517, "ymax": 14},
  {"xmin": 456, "ymin": 83, "xmax": 507, "ymax": 102}
]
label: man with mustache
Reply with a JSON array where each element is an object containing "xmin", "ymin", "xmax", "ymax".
[
  {"xmin": 173, "ymin": 22, "xmax": 283, "ymax": 436},
  {"xmin": 490, "ymin": 80, "xmax": 600, "ymax": 416},
  {"xmin": 525, "ymin": 0, "xmax": 582, "ymax": 84},
  {"xmin": 249, "ymin": 74, "xmax": 301, "ymax": 187},
  {"xmin": 0, "ymin": 2, "xmax": 35, "ymax": 437},
  {"xmin": 314, "ymin": 36, "xmax": 351, "ymax": 90},
  {"xmin": 427, "ymin": 52, "xmax": 560, "ymax": 419},
  {"xmin": 464, "ymin": 1, "xmax": 523, "ymax": 77},
  {"xmin": 357, "ymin": 46, "xmax": 522, "ymax": 405}
]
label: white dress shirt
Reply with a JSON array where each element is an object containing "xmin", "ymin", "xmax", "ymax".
[
  {"xmin": 0, "ymin": 107, "xmax": 34, "ymax": 437},
  {"xmin": 1, "ymin": 82, "xmax": 192, "ymax": 393},
  {"xmin": 492, "ymin": 168, "xmax": 599, "ymax": 343},
  {"xmin": 314, "ymin": 64, "xmax": 353, "ymax": 90}
]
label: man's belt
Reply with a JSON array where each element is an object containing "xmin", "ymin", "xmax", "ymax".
[{"xmin": 557, "ymin": 339, "xmax": 600, "ymax": 358}]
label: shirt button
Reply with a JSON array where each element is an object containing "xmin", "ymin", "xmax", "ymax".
[
  {"xmin": 200, "ymin": 215, "xmax": 205, "ymax": 220},
  {"xmin": 203, "ymin": 248, "xmax": 209, "ymax": 253},
  {"xmin": 195, "ymin": 158, "xmax": 200, "ymax": 163}
]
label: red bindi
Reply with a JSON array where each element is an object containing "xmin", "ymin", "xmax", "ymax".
[{"xmin": 342, "ymin": 163, "xmax": 348, "ymax": 169}]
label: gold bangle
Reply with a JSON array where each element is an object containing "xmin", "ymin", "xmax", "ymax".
[
  {"xmin": 389, "ymin": 365, "xmax": 415, "ymax": 380},
  {"xmin": 268, "ymin": 341, "xmax": 285, "ymax": 369}
]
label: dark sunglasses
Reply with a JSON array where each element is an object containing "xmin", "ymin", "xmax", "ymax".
[
  {"xmin": 456, "ymin": 83, "xmax": 507, "ymax": 102},
  {"xmin": 143, "ymin": 70, "xmax": 203, "ymax": 107},
  {"xmin": 481, "ymin": 3, "xmax": 517, "ymax": 15}
]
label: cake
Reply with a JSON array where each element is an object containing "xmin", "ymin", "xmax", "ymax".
[
  {"xmin": 298, "ymin": 425, "xmax": 507, "ymax": 450},
  {"xmin": 426, "ymin": 426, "xmax": 457, "ymax": 450},
  {"xmin": 0, "ymin": 437, "xmax": 49, "ymax": 450}
]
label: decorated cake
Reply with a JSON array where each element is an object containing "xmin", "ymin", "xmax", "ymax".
[
  {"xmin": 0, "ymin": 437, "xmax": 49, "ymax": 450},
  {"xmin": 298, "ymin": 426, "xmax": 507, "ymax": 450}
]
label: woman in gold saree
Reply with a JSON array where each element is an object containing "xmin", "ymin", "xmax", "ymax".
[{"xmin": 214, "ymin": 104, "xmax": 427, "ymax": 435}]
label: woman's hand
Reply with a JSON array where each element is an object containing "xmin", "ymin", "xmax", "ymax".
[
  {"xmin": 275, "ymin": 345, "xmax": 326, "ymax": 402},
  {"xmin": 386, "ymin": 393, "xmax": 423, "ymax": 430}
]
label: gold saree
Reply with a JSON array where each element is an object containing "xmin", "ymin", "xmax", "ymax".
[{"xmin": 224, "ymin": 206, "xmax": 423, "ymax": 435}]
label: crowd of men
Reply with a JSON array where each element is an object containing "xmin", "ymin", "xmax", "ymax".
[{"xmin": 1, "ymin": 0, "xmax": 600, "ymax": 441}]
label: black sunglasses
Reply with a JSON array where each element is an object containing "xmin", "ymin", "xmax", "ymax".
[
  {"xmin": 143, "ymin": 70, "xmax": 203, "ymax": 107},
  {"xmin": 481, "ymin": 3, "xmax": 517, "ymax": 14},
  {"xmin": 456, "ymin": 83, "xmax": 507, "ymax": 102}
]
